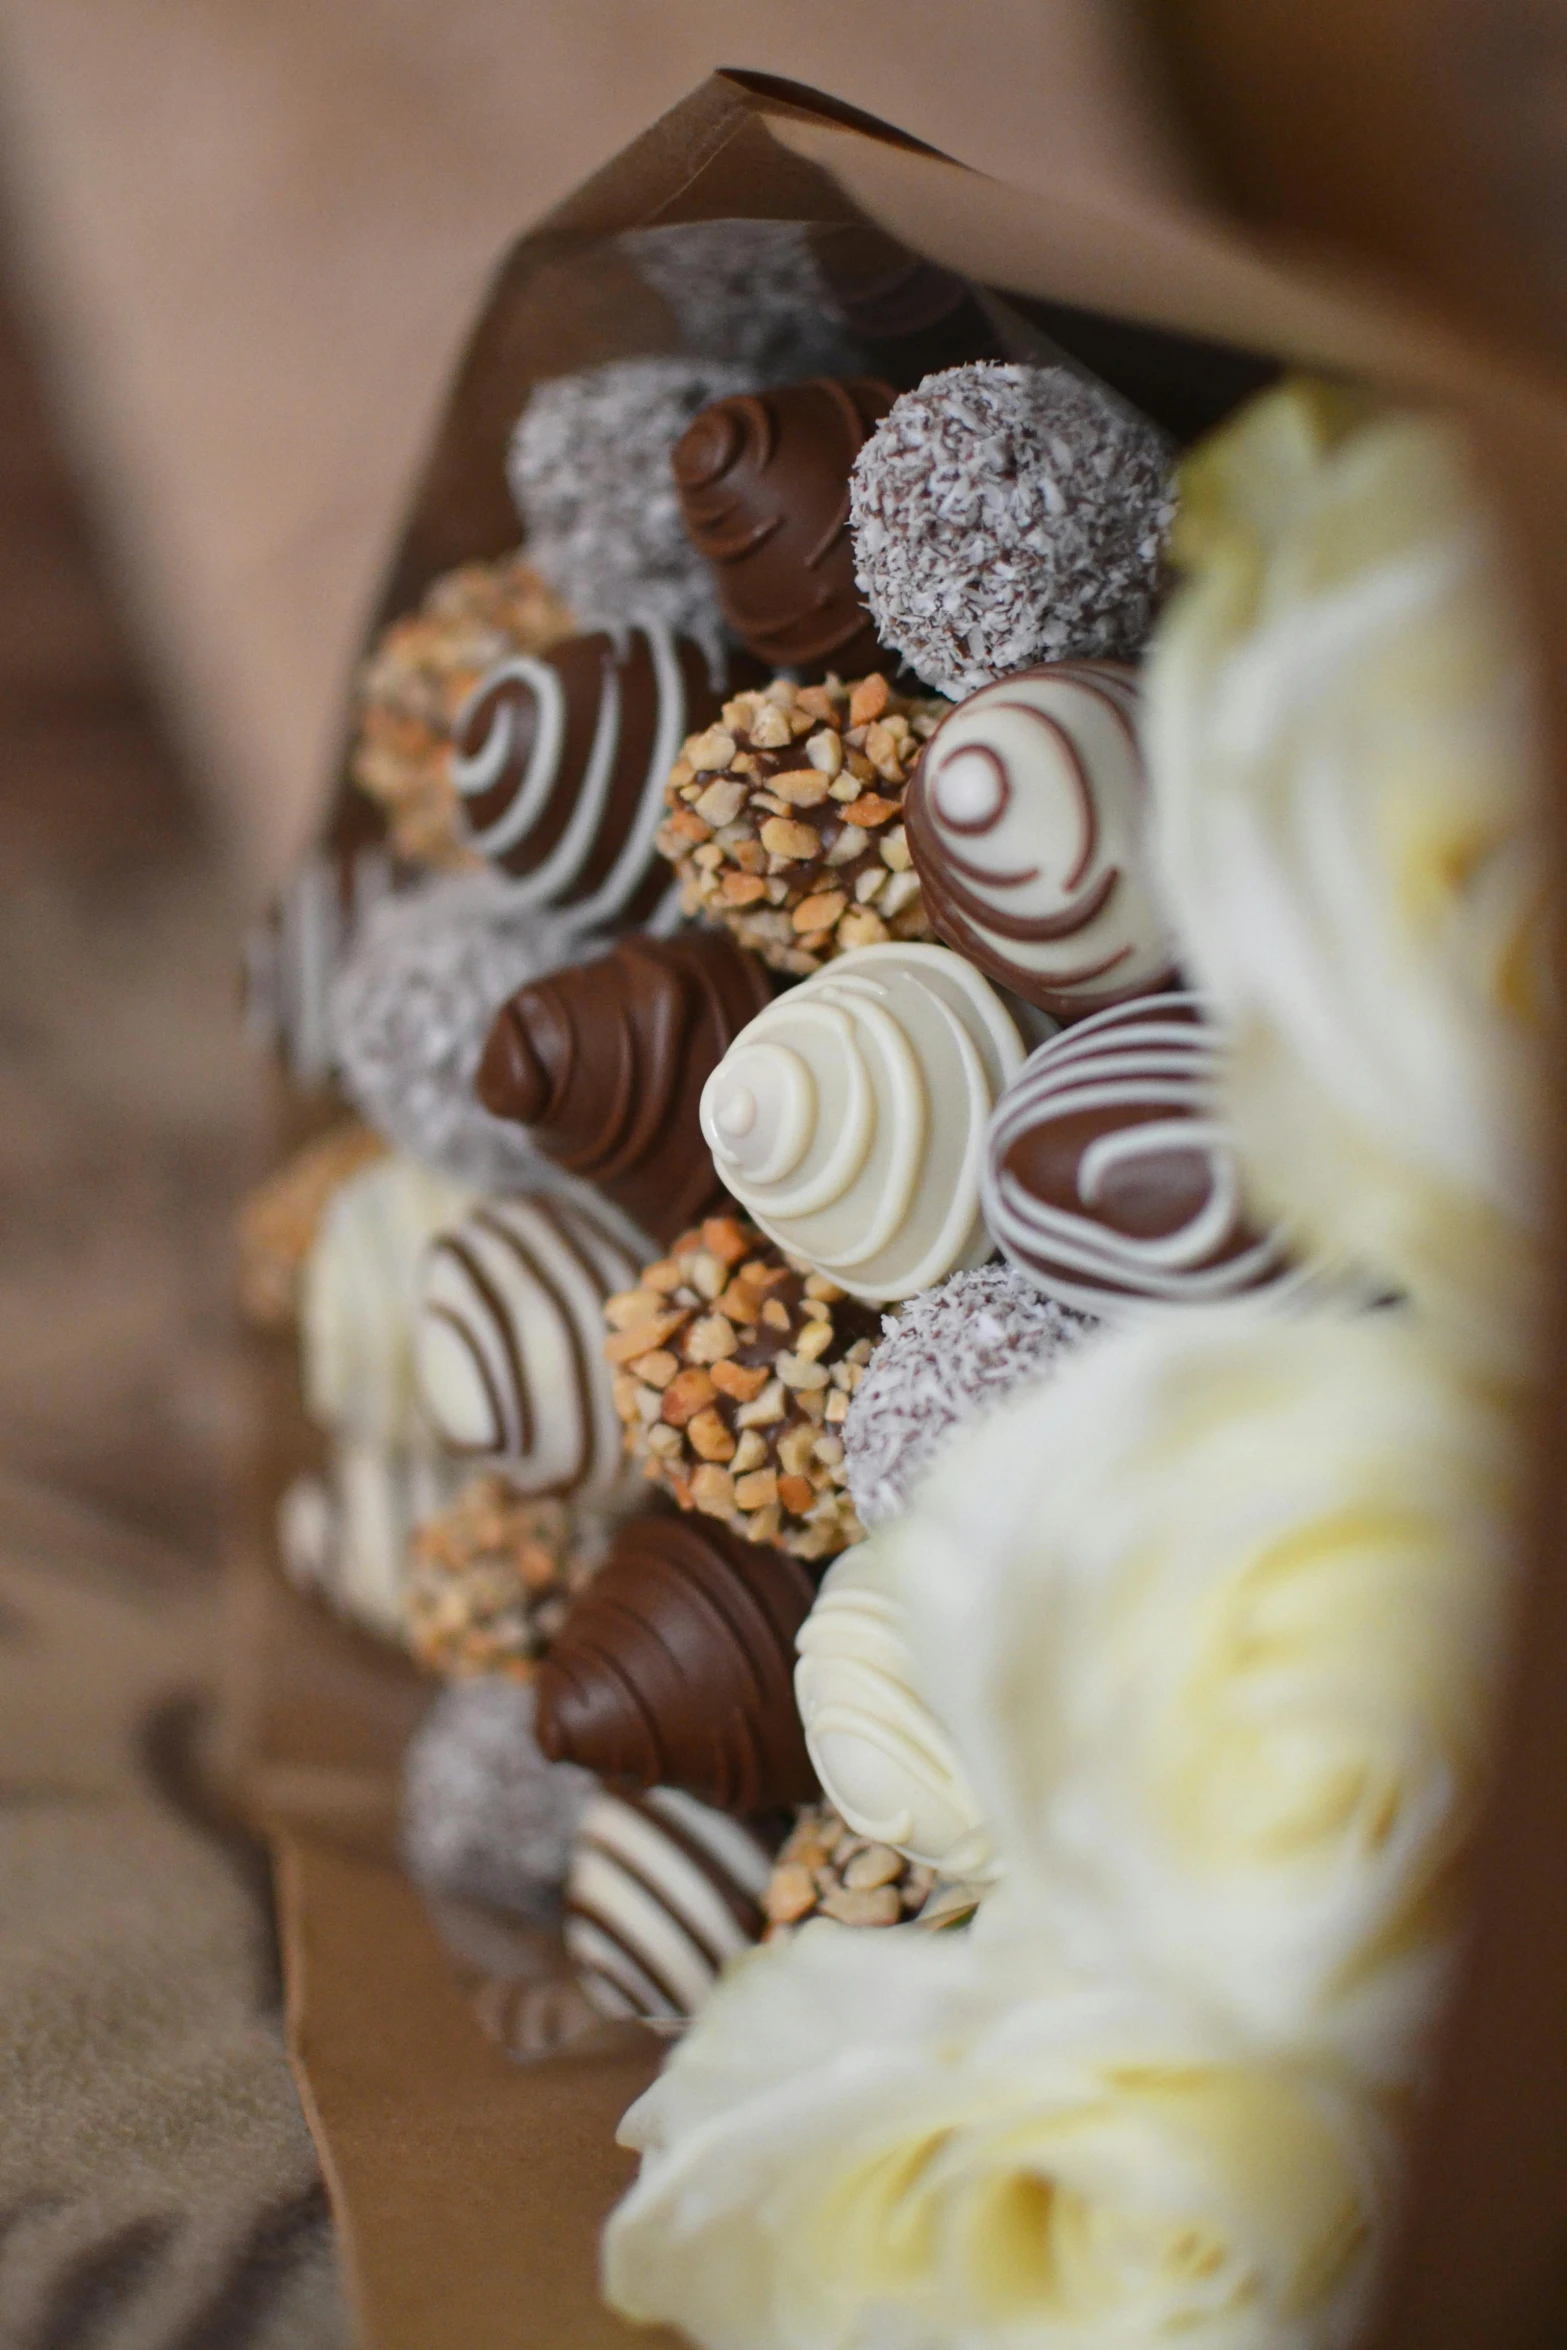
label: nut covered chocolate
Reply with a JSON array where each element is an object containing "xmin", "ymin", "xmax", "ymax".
[
  {"xmin": 906, "ymin": 661, "xmax": 1176, "ymax": 1018},
  {"xmin": 453, "ymin": 623, "xmax": 727, "ymax": 927},
  {"xmin": 476, "ymin": 928, "xmax": 773, "ymax": 1248},
  {"xmin": 606, "ymin": 1216, "xmax": 876, "ymax": 1563},
  {"xmin": 982, "ymin": 992, "xmax": 1300, "ymax": 1314},
  {"xmin": 405, "ymin": 1477, "xmax": 593, "ymax": 1679},
  {"xmin": 672, "ymin": 377, "xmax": 896, "ymax": 676},
  {"xmin": 762, "ymin": 1801, "xmax": 937, "ymax": 1938},
  {"xmin": 655, "ymin": 672, "xmax": 943, "ymax": 976},
  {"xmin": 535, "ymin": 1513, "xmax": 819, "ymax": 1813}
]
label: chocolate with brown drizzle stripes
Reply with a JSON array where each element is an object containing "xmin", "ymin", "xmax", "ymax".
[
  {"xmin": 983, "ymin": 992, "xmax": 1300, "ymax": 1316},
  {"xmin": 415, "ymin": 1190, "xmax": 643, "ymax": 1502},
  {"xmin": 905, "ymin": 660, "xmax": 1176, "ymax": 1019},
  {"xmin": 536, "ymin": 1512, "xmax": 818, "ymax": 1813},
  {"xmin": 476, "ymin": 929, "xmax": 773, "ymax": 1248},
  {"xmin": 672, "ymin": 377, "xmax": 897, "ymax": 678},
  {"xmin": 451, "ymin": 624, "xmax": 723, "ymax": 927},
  {"xmin": 564, "ymin": 1784, "xmax": 777, "ymax": 2024}
]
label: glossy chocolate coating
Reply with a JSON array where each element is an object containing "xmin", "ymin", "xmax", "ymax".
[
  {"xmin": 536, "ymin": 1513, "xmax": 820, "ymax": 1815},
  {"xmin": 452, "ymin": 624, "xmax": 722, "ymax": 925},
  {"xmin": 476, "ymin": 929, "xmax": 773, "ymax": 1248},
  {"xmin": 983, "ymin": 992, "xmax": 1297, "ymax": 1315},
  {"xmin": 672, "ymin": 378, "xmax": 897, "ymax": 676}
]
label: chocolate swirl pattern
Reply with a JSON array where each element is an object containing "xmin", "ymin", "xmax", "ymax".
[
  {"xmin": 699, "ymin": 942, "xmax": 1028, "ymax": 1303},
  {"xmin": 565, "ymin": 1786, "xmax": 775, "ymax": 2024},
  {"xmin": 476, "ymin": 930, "xmax": 773, "ymax": 1247},
  {"xmin": 415, "ymin": 1191, "xmax": 644, "ymax": 1501},
  {"xmin": 982, "ymin": 993, "xmax": 1299, "ymax": 1315},
  {"xmin": 794, "ymin": 1543, "xmax": 994, "ymax": 1880},
  {"xmin": 452, "ymin": 624, "xmax": 723, "ymax": 927},
  {"xmin": 535, "ymin": 1514, "xmax": 819, "ymax": 1814},
  {"xmin": 906, "ymin": 661, "xmax": 1176, "ymax": 1017},
  {"xmin": 672, "ymin": 377, "xmax": 896, "ymax": 676}
]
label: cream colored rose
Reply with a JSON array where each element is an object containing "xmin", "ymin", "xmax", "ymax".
[
  {"xmin": 1144, "ymin": 380, "xmax": 1556, "ymax": 1374},
  {"xmin": 301, "ymin": 1152, "xmax": 473, "ymax": 1445},
  {"xmin": 795, "ymin": 1542, "xmax": 995, "ymax": 1881},
  {"xmin": 605, "ymin": 1921, "xmax": 1392, "ymax": 2350},
  {"xmin": 888, "ymin": 1309, "xmax": 1518, "ymax": 2082}
]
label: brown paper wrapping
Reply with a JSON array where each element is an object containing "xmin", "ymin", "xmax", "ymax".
[{"xmin": 230, "ymin": 38, "xmax": 1567, "ymax": 2350}]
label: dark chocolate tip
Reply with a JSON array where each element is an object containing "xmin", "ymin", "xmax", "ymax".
[
  {"xmin": 672, "ymin": 403, "xmax": 745, "ymax": 490},
  {"xmin": 475, "ymin": 995, "xmax": 552, "ymax": 1125},
  {"xmin": 534, "ymin": 1512, "xmax": 819, "ymax": 1815},
  {"xmin": 534, "ymin": 1685, "xmax": 569, "ymax": 1764},
  {"xmin": 673, "ymin": 378, "xmax": 903, "ymax": 680}
]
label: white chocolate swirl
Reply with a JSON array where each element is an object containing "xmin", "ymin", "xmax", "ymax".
[
  {"xmin": 699, "ymin": 943, "xmax": 1028, "ymax": 1303},
  {"xmin": 794, "ymin": 1543, "xmax": 994, "ymax": 1880},
  {"xmin": 907, "ymin": 661, "xmax": 1174, "ymax": 1015},
  {"xmin": 415, "ymin": 1191, "xmax": 642, "ymax": 1501},
  {"xmin": 983, "ymin": 993, "xmax": 1300, "ymax": 1316}
]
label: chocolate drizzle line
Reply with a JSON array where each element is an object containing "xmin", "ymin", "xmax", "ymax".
[
  {"xmin": 430, "ymin": 1231, "xmax": 534, "ymax": 1458},
  {"xmin": 983, "ymin": 992, "xmax": 1295, "ymax": 1311},
  {"xmin": 911, "ymin": 703, "xmax": 1123, "ymax": 945},
  {"xmin": 907, "ymin": 661, "xmax": 1165, "ymax": 1010},
  {"xmin": 453, "ymin": 625, "xmax": 722, "ymax": 920},
  {"xmin": 473, "ymin": 1202, "xmax": 597, "ymax": 1491},
  {"xmin": 623, "ymin": 1792, "xmax": 767, "ymax": 1941},
  {"xmin": 566, "ymin": 1789, "xmax": 769, "ymax": 2013},
  {"xmin": 565, "ymin": 1890, "xmax": 694, "ymax": 2012}
]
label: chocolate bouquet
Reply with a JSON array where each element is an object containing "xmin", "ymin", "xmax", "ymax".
[{"xmin": 243, "ymin": 204, "xmax": 1552, "ymax": 2350}]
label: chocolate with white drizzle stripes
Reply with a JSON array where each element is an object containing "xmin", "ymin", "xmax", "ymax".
[
  {"xmin": 982, "ymin": 992, "xmax": 1299, "ymax": 1315},
  {"xmin": 905, "ymin": 660, "xmax": 1176, "ymax": 1017},
  {"xmin": 564, "ymin": 1786, "xmax": 775, "ymax": 2023},
  {"xmin": 452, "ymin": 624, "xmax": 721, "ymax": 927},
  {"xmin": 415, "ymin": 1191, "xmax": 644, "ymax": 1501}
]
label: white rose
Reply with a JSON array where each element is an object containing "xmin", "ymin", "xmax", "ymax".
[
  {"xmin": 795, "ymin": 1542, "xmax": 996, "ymax": 1881},
  {"xmin": 605, "ymin": 1921, "xmax": 1393, "ymax": 2350},
  {"xmin": 300, "ymin": 1152, "xmax": 473, "ymax": 1445},
  {"xmin": 1144, "ymin": 380, "xmax": 1555, "ymax": 1373},
  {"xmin": 888, "ymin": 1310, "xmax": 1518, "ymax": 2081}
]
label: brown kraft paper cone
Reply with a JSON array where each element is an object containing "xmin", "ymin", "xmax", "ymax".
[{"xmin": 234, "ymin": 42, "xmax": 1567, "ymax": 2350}]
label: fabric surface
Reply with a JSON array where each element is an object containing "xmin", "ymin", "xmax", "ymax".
[{"xmin": 0, "ymin": 232, "xmax": 348, "ymax": 2348}]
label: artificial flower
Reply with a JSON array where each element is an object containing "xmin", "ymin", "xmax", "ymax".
[
  {"xmin": 1145, "ymin": 379, "xmax": 1556, "ymax": 1373},
  {"xmin": 888, "ymin": 1309, "xmax": 1518, "ymax": 2080},
  {"xmin": 606, "ymin": 1921, "xmax": 1392, "ymax": 2350}
]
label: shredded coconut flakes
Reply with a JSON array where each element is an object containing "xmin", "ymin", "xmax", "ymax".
[
  {"xmin": 843, "ymin": 1263, "xmax": 1097, "ymax": 1527},
  {"xmin": 849, "ymin": 361, "xmax": 1174, "ymax": 698}
]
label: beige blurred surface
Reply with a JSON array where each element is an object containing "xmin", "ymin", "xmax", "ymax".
[
  {"xmin": 0, "ymin": 1, "xmax": 1190, "ymax": 894},
  {"xmin": 0, "ymin": 215, "xmax": 347, "ymax": 2341}
]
